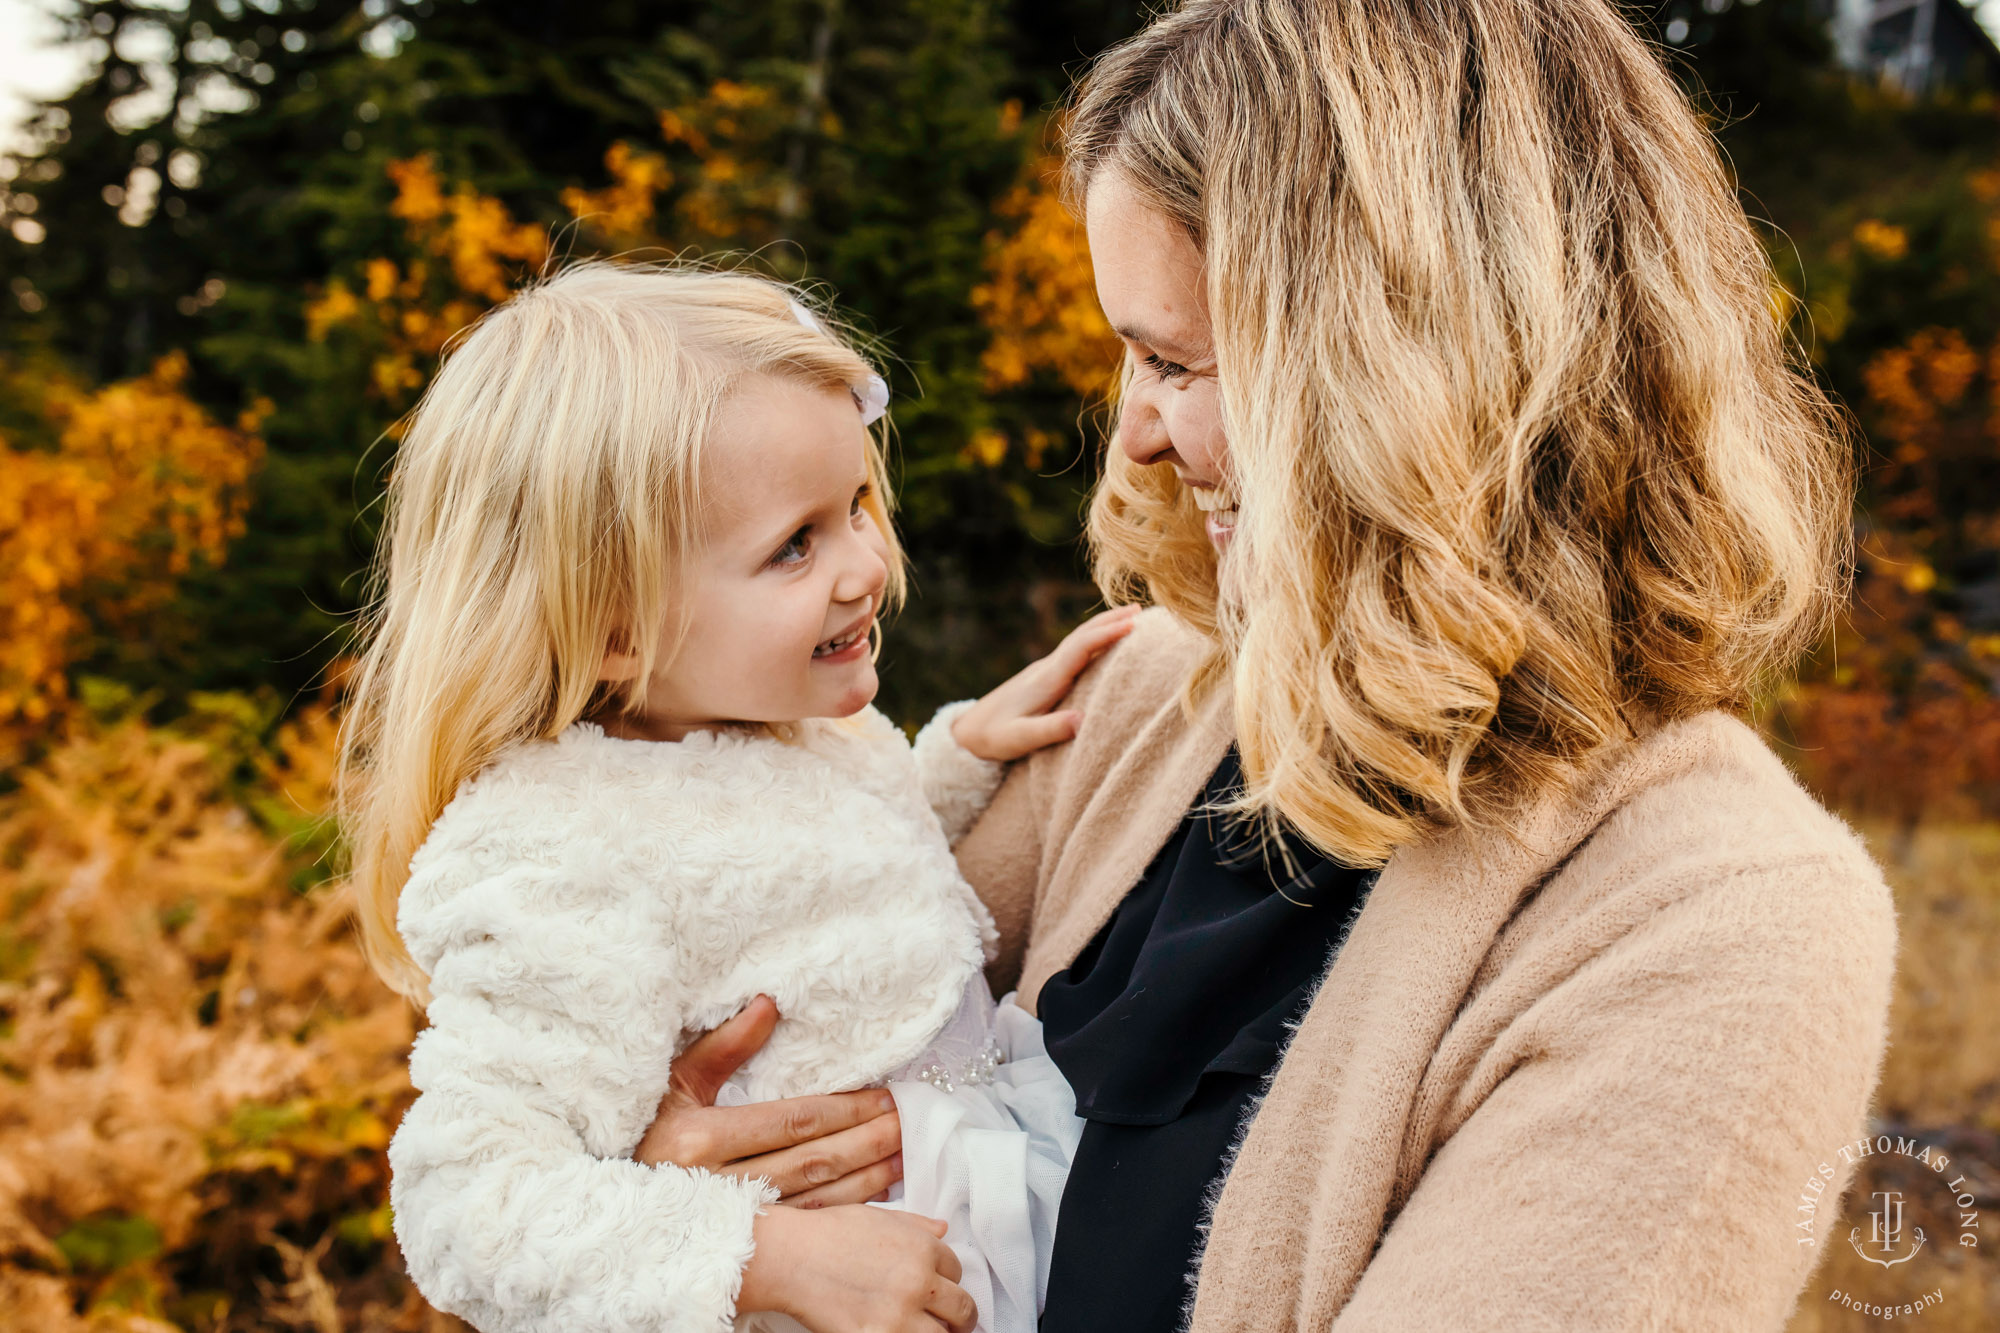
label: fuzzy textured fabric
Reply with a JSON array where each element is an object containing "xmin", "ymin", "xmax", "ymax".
[
  {"xmin": 953, "ymin": 609, "xmax": 1897, "ymax": 1333},
  {"xmin": 390, "ymin": 705, "xmax": 1000, "ymax": 1333}
]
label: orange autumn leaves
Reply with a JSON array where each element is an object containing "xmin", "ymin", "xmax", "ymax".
[
  {"xmin": 967, "ymin": 147, "xmax": 1122, "ymax": 473},
  {"xmin": 1863, "ymin": 324, "xmax": 1998, "ymax": 510},
  {"xmin": 305, "ymin": 154, "xmax": 547, "ymax": 405},
  {"xmin": 973, "ymin": 156, "xmax": 1116, "ymax": 402},
  {"xmin": 0, "ymin": 354, "xmax": 264, "ymax": 757},
  {"xmin": 306, "ymin": 80, "xmax": 815, "ymax": 411},
  {"xmin": 1852, "ymin": 174, "xmax": 2000, "ymax": 509},
  {"xmin": 0, "ymin": 697, "xmax": 421, "ymax": 1331},
  {"xmin": 1774, "ymin": 192, "xmax": 2000, "ymax": 823}
]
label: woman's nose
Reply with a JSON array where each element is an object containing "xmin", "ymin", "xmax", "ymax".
[{"xmin": 1116, "ymin": 385, "xmax": 1173, "ymax": 467}]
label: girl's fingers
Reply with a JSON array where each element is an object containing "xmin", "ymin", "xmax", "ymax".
[
  {"xmin": 1061, "ymin": 606, "xmax": 1140, "ymax": 660},
  {"xmin": 1086, "ymin": 603, "xmax": 1144, "ymax": 624},
  {"xmin": 1003, "ymin": 711, "xmax": 1082, "ymax": 759},
  {"xmin": 1001, "ymin": 613, "xmax": 1137, "ymax": 717},
  {"xmin": 1049, "ymin": 610, "xmax": 1139, "ymax": 681},
  {"xmin": 975, "ymin": 711, "xmax": 1079, "ymax": 762},
  {"xmin": 779, "ymin": 1152, "xmax": 903, "ymax": 1210},
  {"xmin": 952, "ymin": 606, "xmax": 1137, "ymax": 761},
  {"xmin": 715, "ymin": 1107, "xmax": 903, "ymax": 1195}
]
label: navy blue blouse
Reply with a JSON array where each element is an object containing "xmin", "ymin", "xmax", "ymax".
[{"xmin": 1036, "ymin": 750, "xmax": 1373, "ymax": 1330}]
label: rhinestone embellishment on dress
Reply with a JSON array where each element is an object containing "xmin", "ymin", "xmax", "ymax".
[{"xmin": 912, "ymin": 1039, "xmax": 1004, "ymax": 1094}]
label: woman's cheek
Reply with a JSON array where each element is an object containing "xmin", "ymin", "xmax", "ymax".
[{"xmin": 1175, "ymin": 382, "xmax": 1229, "ymax": 478}]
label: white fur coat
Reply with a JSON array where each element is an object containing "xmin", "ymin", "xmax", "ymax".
[{"xmin": 388, "ymin": 703, "xmax": 1004, "ymax": 1333}]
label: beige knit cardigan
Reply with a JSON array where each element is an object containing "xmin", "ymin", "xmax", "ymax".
[{"xmin": 954, "ymin": 609, "xmax": 1896, "ymax": 1332}]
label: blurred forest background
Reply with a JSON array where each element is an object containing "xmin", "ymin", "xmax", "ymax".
[{"xmin": 0, "ymin": 0, "xmax": 1996, "ymax": 1328}]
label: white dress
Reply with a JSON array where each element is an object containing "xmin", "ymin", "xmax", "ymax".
[
  {"xmin": 725, "ymin": 980, "xmax": 1080, "ymax": 1333},
  {"xmin": 389, "ymin": 702, "xmax": 1079, "ymax": 1333}
]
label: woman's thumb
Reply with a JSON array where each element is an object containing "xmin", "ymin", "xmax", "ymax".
[{"xmin": 671, "ymin": 994, "xmax": 780, "ymax": 1105}]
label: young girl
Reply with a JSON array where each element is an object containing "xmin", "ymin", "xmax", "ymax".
[{"xmin": 338, "ymin": 262, "xmax": 1132, "ymax": 1333}]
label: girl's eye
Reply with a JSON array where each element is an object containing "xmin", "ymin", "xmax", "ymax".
[
  {"xmin": 850, "ymin": 484, "xmax": 871, "ymax": 518},
  {"xmin": 1142, "ymin": 351, "xmax": 1190, "ymax": 381},
  {"xmin": 771, "ymin": 527, "xmax": 812, "ymax": 568}
]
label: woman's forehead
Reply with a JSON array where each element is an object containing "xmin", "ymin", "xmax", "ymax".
[{"xmin": 1085, "ymin": 172, "xmax": 1210, "ymax": 357}]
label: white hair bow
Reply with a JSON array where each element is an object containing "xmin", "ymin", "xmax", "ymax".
[{"xmin": 789, "ymin": 298, "xmax": 890, "ymax": 427}]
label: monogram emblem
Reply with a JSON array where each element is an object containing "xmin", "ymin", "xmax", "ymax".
[{"xmin": 1848, "ymin": 1189, "xmax": 1928, "ymax": 1268}]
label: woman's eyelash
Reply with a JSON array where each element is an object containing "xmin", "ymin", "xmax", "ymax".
[{"xmin": 1143, "ymin": 352, "xmax": 1190, "ymax": 380}]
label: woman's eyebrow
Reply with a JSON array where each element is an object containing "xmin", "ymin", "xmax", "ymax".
[{"xmin": 1115, "ymin": 322, "xmax": 1201, "ymax": 360}]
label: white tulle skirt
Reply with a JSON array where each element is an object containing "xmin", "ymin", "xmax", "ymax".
[{"xmin": 734, "ymin": 980, "xmax": 1082, "ymax": 1333}]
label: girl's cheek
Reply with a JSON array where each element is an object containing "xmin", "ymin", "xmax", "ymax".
[{"xmin": 786, "ymin": 582, "xmax": 832, "ymax": 653}]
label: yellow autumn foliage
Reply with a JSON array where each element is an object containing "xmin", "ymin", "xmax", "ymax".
[
  {"xmin": 971, "ymin": 157, "xmax": 1118, "ymax": 399},
  {"xmin": 387, "ymin": 156, "xmax": 549, "ymax": 305},
  {"xmin": 657, "ymin": 80, "xmax": 793, "ymax": 241},
  {"xmin": 306, "ymin": 156, "xmax": 549, "ymax": 409},
  {"xmin": 561, "ymin": 141, "xmax": 674, "ymax": 245},
  {"xmin": 304, "ymin": 94, "xmax": 819, "ymax": 417},
  {"xmin": 1852, "ymin": 217, "xmax": 1910, "ymax": 261},
  {"xmin": 0, "ymin": 355, "xmax": 264, "ymax": 756},
  {"xmin": 1864, "ymin": 325, "xmax": 1987, "ymax": 457},
  {"xmin": 0, "ymin": 691, "xmax": 433, "ymax": 1332}
]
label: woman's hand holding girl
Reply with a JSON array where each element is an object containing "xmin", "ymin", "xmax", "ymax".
[
  {"xmin": 637, "ymin": 995, "xmax": 905, "ymax": 1207},
  {"xmin": 645, "ymin": 997, "xmax": 975, "ymax": 1330}
]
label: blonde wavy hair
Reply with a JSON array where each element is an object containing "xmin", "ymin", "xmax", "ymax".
[
  {"xmin": 337, "ymin": 262, "xmax": 905, "ymax": 1003},
  {"xmin": 1068, "ymin": 0, "xmax": 1854, "ymax": 862}
]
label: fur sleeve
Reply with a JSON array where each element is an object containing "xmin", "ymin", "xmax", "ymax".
[
  {"xmin": 911, "ymin": 701, "xmax": 1006, "ymax": 847},
  {"xmin": 389, "ymin": 842, "xmax": 777, "ymax": 1333}
]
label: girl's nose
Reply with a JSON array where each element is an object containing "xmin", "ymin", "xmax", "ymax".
[{"xmin": 834, "ymin": 526, "xmax": 888, "ymax": 610}]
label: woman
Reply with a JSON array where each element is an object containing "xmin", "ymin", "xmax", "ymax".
[{"xmin": 641, "ymin": 1, "xmax": 1896, "ymax": 1327}]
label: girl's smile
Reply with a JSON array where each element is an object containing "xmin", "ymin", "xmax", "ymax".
[{"xmin": 813, "ymin": 608, "xmax": 875, "ymax": 663}]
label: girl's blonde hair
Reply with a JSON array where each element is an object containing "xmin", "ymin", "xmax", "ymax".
[
  {"xmin": 1067, "ymin": 0, "xmax": 1854, "ymax": 862},
  {"xmin": 338, "ymin": 262, "xmax": 905, "ymax": 1003}
]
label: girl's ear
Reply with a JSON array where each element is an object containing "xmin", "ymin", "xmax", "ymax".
[{"xmin": 599, "ymin": 631, "xmax": 643, "ymax": 685}]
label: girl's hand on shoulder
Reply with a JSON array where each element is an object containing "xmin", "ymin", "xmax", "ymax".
[
  {"xmin": 950, "ymin": 605, "xmax": 1142, "ymax": 763},
  {"xmin": 739, "ymin": 1205, "xmax": 976, "ymax": 1333}
]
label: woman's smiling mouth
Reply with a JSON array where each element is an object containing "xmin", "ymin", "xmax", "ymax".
[{"xmin": 1190, "ymin": 483, "xmax": 1238, "ymax": 548}]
